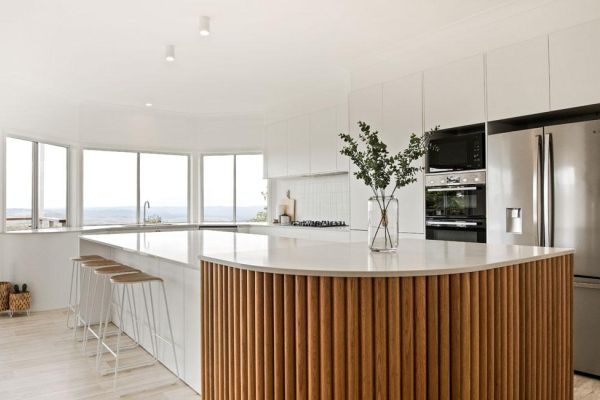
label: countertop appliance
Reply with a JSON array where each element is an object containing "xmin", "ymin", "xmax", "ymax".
[
  {"xmin": 425, "ymin": 171, "xmax": 486, "ymax": 243},
  {"xmin": 291, "ymin": 220, "xmax": 347, "ymax": 228},
  {"xmin": 427, "ymin": 129, "xmax": 485, "ymax": 173},
  {"xmin": 487, "ymin": 119, "xmax": 600, "ymax": 376}
]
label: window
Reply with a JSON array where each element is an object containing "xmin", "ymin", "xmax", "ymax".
[
  {"xmin": 140, "ymin": 153, "xmax": 188, "ymax": 223},
  {"xmin": 83, "ymin": 150, "xmax": 137, "ymax": 225},
  {"xmin": 203, "ymin": 154, "xmax": 267, "ymax": 222},
  {"xmin": 83, "ymin": 150, "xmax": 189, "ymax": 225},
  {"xmin": 5, "ymin": 137, "xmax": 68, "ymax": 231}
]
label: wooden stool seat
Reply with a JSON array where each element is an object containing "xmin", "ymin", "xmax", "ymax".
[
  {"xmin": 70, "ymin": 255, "xmax": 104, "ymax": 262},
  {"xmin": 110, "ymin": 272, "xmax": 163, "ymax": 284},
  {"xmin": 81, "ymin": 260, "xmax": 120, "ymax": 268},
  {"xmin": 94, "ymin": 265, "xmax": 139, "ymax": 275}
]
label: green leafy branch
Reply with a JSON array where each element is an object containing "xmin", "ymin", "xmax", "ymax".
[
  {"xmin": 339, "ymin": 121, "xmax": 437, "ymax": 249},
  {"xmin": 339, "ymin": 121, "xmax": 437, "ymax": 199}
]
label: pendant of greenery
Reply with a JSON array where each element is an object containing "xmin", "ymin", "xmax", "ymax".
[{"xmin": 339, "ymin": 121, "xmax": 436, "ymax": 248}]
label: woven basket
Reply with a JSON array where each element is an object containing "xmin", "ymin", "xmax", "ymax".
[
  {"xmin": 9, "ymin": 292, "xmax": 31, "ymax": 312},
  {"xmin": 0, "ymin": 282, "xmax": 10, "ymax": 311}
]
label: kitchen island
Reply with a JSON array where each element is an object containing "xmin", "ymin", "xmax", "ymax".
[
  {"xmin": 198, "ymin": 231, "xmax": 574, "ymax": 400},
  {"xmin": 81, "ymin": 230, "xmax": 574, "ymax": 399}
]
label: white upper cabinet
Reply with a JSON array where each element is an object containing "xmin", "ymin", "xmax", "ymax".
[
  {"xmin": 550, "ymin": 19, "xmax": 600, "ymax": 111},
  {"xmin": 424, "ymin": 55, "xmax": 485, "ymax": 130},
  {"xmin": 382, "ymin": 73, "xmax": 425, "ymax": 234},
  {"xmin": 309, "ymin": 107, "xmax": 338, "ymax": 174},
  {"xmin": 286, "ymin": 115, "xmax": 310, "ymax": 176},
  {"xmin": 487, "ymin": 36, "xmax": 550, "ymax": 121},
  {"xmin": 336, "ymin": 103, "xmax": 349, "ymax": 172},
  {"xmin": 348, "ymin": 84, "xmax": 383, "ymax": 230},
  {"xmin": 265, "ymin": 121, "xmax": 287, "ymax": 178}
]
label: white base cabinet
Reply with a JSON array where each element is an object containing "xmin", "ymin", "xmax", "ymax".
[
  {"xmin": 348, "ymin": 84, "xmax": 383, "ymax": 231},
  {"xmin": 382, "ymin": 73, "xmax": 425, "ymax": 234}
]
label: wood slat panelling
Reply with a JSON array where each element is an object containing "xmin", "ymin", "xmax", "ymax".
[
  {"xmin": 332, "ymin": 277, "xmax": 346, "ymax": 400},
  {"xmin": 272, "ymin": 274, "xmax": 284, "ymax": 400},
  {"xmin": 307, "ymin": 276, "xmax": 320, "ymax": 399},
  {"xmin": 388, "ymin": 278, "xmax": 401, "ymax": 400},
  {"xmin": 319, "ymin": 277, "xmax": 333, "ymax": 400},
  {"xmin": 201, "ymin": 256, "xmax": 573, "ymax": 400}
]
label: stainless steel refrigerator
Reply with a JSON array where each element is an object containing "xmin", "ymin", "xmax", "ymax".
[{"xmin": 488, "ymin": 119, "xmax": 600, "ymax": 376}]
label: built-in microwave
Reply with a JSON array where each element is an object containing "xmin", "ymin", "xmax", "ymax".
[{"xmin": 427, "ymin": 130, "xmax": 485, "ymax": 173}]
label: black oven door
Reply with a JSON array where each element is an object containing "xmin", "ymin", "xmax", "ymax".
[
  {"xmin": 426, "ymin": 219, "xmax": 487, "ymax": 243},
  {"xmin": 425, "ymin": 185, "xmax": 486, "ymax": 219}
]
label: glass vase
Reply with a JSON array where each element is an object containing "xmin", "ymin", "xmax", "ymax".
[{"xmin": 368, "ymin": 195, "xmax": 399, "ymax": 252}]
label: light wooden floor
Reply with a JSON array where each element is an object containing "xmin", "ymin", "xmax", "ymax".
[
  {"xmin": 2, "ymin": 309, "xmax": 600, "ymax": 399},
  {"xmin": 0, "ymin": 309, "xmax": 200, "ymax": 399}
]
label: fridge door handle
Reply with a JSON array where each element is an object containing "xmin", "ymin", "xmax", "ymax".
[
  {"xmin": 536, "ymin": 134, "xmax": 545, "ymax": 247},
  {"xmin": 574, "ymin": 281, "xmax": 600, "ymax": 290},
  {"xmin": 547, "ymin": 133, "xmax": 555, "ymax": 247}
]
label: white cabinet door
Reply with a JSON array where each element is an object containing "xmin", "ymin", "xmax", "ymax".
[
  {"xmin": 336, "ymin": 103, "xmax": 349, "ymax": 172},
  {"xmin": 348, "ymin": 84, "xmax": 383, "ymax": 230},
  {"xmin": 266, "ymin": 121, "xmax": 287, "ymax": 178},
  {"xmin": 550, "ymin": 19, "xmax": 600, "ymax": 111},
  {"xmin": 184, "ymin": 267, "xmax": 201, "ymax": 392},
  {"xmin": 424, "ymin": 55, "xmax": 485, "ymax": 130},
  {"xmin": 287, "ymin": 115, "xmax": 310, "ymax": 176},
  {"xmin": 487, "ymin": 36, "xmax": 550, "ymax": 121},
  {"xmin": 382, "ymin": 73, "xmax": 425, "ymax": 234},
  {"xmin": 309, "ymin": 107, "xmax": 338, "ymax": 174}
]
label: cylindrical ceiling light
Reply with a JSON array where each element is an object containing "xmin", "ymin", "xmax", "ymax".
[
  {"xmin": 199, "ymin": 16, "xmax": 211, "ymax": 36},
  {"xmin": 165, "ymin": 44, "xmax": 176, "ymax": 62}
]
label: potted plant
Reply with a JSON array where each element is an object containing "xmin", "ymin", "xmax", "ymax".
[
  {"xmin": 340, "ymin": 121, "xmax": 435, "ymax": 251},
  {"xmin": 9, "ymin": 284, "xmax": 31, "ymax": 315}
]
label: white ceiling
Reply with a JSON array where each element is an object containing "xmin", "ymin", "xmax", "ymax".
[{"xmin": 0, "ymin": 0, "xmax": 575, "ymax": 115}]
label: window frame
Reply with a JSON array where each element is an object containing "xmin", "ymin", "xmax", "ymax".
[
  {"xmin": 201, "ymin": 152, "xmax": 267, "ymax": 223},
  {"xmin": 3, "ymin": 134, "xmax": 70, "ymax": 231},
  {"xmin": 81, "ymin": 147, "xmax": 191, "ymax": 226}
]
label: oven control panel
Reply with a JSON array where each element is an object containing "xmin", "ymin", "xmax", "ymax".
[{"xmin": 425, "ymin": 171, "xmax": 486, "ymax": 187}]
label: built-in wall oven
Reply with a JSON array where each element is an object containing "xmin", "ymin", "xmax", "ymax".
[{"xmin": 425, "ymin": 171, "xmax": 486, "ymax": 243}]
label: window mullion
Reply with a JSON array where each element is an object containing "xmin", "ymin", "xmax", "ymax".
[
  {"xmin": 233, "ymin": 155, "xmax": 237, "ymax": 222},
  {"xmin": 136, "ymin": 152, "xmax": 141, "ymax": 224},
  {"xmin": 32, "ymin": 142, "xmax": 39, "ymax": 230}
]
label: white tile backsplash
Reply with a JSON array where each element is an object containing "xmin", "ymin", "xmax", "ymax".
[{"xmin": 270, "ymin": 174, "xmax": 349, "ymax": 222}]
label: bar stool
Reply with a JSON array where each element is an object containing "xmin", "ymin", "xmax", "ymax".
[
  {"xmin": 67, "ymin": 255, "xmax": 105, "ymax": 328},
  {"xmin": 98, "ymin": 272, "xmax": 180, "ymax": 385},
  {"xmin": 84, "ymin": 264, "xmax": 140, "ymax": 357},
  {"xmin": 74, "ymin": 259, "xmax": 120, "ymax": 341}
]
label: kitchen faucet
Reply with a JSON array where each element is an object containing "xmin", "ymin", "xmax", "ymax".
[{"xmin": 143, "ymin": 201, "xmax": 150, "ymax": 225}]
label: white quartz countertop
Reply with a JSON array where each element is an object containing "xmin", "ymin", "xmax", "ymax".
[{"xmin": 80, "ymin": 230, "xmax": 573, "ymax": 277}]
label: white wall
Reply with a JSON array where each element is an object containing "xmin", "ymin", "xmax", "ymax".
[{"xmin": 79, "ymin": 102, "xmax": 264, "ymax": 154}]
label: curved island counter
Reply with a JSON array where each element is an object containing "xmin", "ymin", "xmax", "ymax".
[{"xmin": 198, "ymin": 231, "xmax": 574, "ymax": 400}]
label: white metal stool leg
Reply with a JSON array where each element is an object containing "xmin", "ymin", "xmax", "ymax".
[
  {"xmin": 98, "ymin": 272, "xmax": 180, "ymax": 386},
  {"xmin": 113, "ymin": 284, "xmax": 126, "ymax": 388},
  {"xmin": 82, "ymin": 269, "xmax": 100, "ymax": 352},
  {"xmin": 67, "ymin": 260, "xmax": 76, "ymax": 328},
  {"xmin": 141, "ymin": 282, "xmax": 157, "ymax": 359},
  {"xmin": 160, "ymin": 281, "xmax": 180, "ymax": 378}
]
